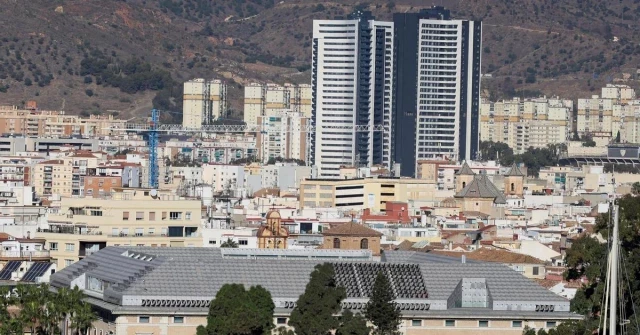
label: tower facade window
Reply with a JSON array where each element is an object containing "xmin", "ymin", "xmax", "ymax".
[
  {"xmin": 333, "ymin": 238, "xmax": 341, "ymax": 249},
  {"xmin": 360, "ymin": 238, "xmax": 369, "ymax": 249}
]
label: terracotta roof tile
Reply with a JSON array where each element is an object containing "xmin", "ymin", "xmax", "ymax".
[
  {"xmin": 432, "ymin": 248, "xmax": 545, "ymax": 264},
  {"xmin": 322, "ymin": 222, "xmax": 383, "ymax": 237}
]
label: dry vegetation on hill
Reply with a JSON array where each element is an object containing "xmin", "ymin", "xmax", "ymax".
[{"xmin": 0, "ymin": 0, "xmax": 639, "ymax": 119}]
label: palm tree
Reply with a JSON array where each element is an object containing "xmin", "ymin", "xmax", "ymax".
[
  {"xmin": 70, "ymin": 302, "xmax": 96, "ymax": 335},
  {"xmin": 220, "ymin": 238, "xmax": 239, "ymax": 248}
]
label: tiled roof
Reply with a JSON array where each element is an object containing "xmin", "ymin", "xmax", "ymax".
[
  {"xmin": 454, "ymin": 175, "xmax": 507, "ymax": 204},
  {"xmin": 322, "ymin": 222, "xmax": 383, "ymax": 237},
  {"xmin": 456, "ymin": 162, "xmax": 475, "ymax": 176},
  {"xmin": 38, "ymin": 159, "xmax": 65, "ymax": 165},
  {"xmin": 505, "ymin": 163, "xmax": 526, "ymax": 177},
  {"xmin": 431, "ymin": 248, "xmax": 546, "ymax": 265}
]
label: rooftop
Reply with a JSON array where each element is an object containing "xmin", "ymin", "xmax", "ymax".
[{"xmin": 322, "ymin": 222, "xmax": 383, "ymax": 237}]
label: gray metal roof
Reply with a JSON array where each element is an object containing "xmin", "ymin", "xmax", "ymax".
[
  {"xmin": 51, "ymin": 246, "xmax": 575, "ymax": 318},
  {"xmin": 382, "ymin": 250, "xmax": 481, "ymax": 264}
]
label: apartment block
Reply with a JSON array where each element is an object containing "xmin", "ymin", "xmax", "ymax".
[
  {"xmin": 256, "ymin": 111, "xmax": 309, "ymax": 163},
  {"xmin": 312, "ymin": 12, "xmax": 394, "ymax": 178},
  {"xmin": 480, "ymin": 97, "xmax": 572, "ymax": 154},
  {"xmin": 244, "ymin": 83, "xmax": 312, "ymax": 124},
  {"xmin": 33, "ymin": 159, "xmax": 72, "ymax": 198},
  {"xmin": 0, "ymin": 104, "xmax": 126, "ymax": 137},
  {"xmin": 300, "ymin": 177, "xmax": 437, "ymax": 211},
  {"xmin": 38, "ymin": 188, "xmax": 203, "ymax": 270},
  {"xmin": 601, "ymin": 83, "xmax": 636, "ymax": 102},
  {"xmin": 182, "ymin": 78, "xmax": 227, "ymax": 128},
  {"xmin": 576, "ymin": 96, "xmax": 615, "ymax": 137}
]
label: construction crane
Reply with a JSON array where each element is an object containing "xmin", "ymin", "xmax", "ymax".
[
  {"xmin": 107, "ymin": 123, "xmax": 385, "ymax": 133},
  {"xmin": 130, "ymin": 109, "xmax": 385, "ymax": 188}
]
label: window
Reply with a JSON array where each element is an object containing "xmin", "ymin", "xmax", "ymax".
[
  {"xmin": 186, "ymin": 212, "xmax": 192, "ymax": 220},
  {"xmin": 122, "ymin": 228, "xmax": 129, "ymax": 236},
  {"xmin": 209, "ymin": 240, "xmax": 217, "ymax": 245},
  {"xmin": 136, "ymin": 212, "xmax": 144, "ymax": 221},
  {"xmin": 479, "ymin": 320, "xmax": 489, "ymax": 328},
  {"xmin": 333, "ymin": 238, "xmax": 340, "ymax": 249},
  {"xmin": 139, "ymin": 316, "xmax": 150, "ymax": 323},
  {"xmin": 512, "ymin": 321, "xmax": 523, "ymax": 328},
  {"xmin": 411, "ymin": 320, "xmax": 422, "ymax": 327},
  {"xmin": 276, "ymin": 317, "xmax": 287, "ymax": 325},
  {"xmin": 170, "ymin": 211, "xmax": 183, "ymax": 220},
  {"xmin": 162, "ymin": 212, "xmax": 167, "ymax": 220},
  {"xmin": 149, "ymin": 212, "xmax": 156, "ymax": 221},
  {"xmin": 65, "ymin": 243, "xmax": 75, "ymax": 252},
  {"xmin": 149, "ymin": 228, "xmax": 155, "ymax": 235},
  {"xmin": 173, "ymin": 316, "xmax": 184, "ymax": 324},
  {"xmin": 112, "ymin": 228, "xmax": 118, "ymax": 236},
  {"xmin": 123, "ymin": 211, "xmax": 129, "ymax": 220},
  {"xmin": 533, "ymin": 266, "xmax": 539, "ymax": 276},
  {"xmin": 65, "ymin": 259, "xmax": 73, "ymax": 267},
  {"xmin": 360, "ymin": 238, "xmax": 368, "ymax": 249},
  {"xmin": 546, "ymin": 321, "xmax": 557, "ymax": 328},
  {"xmin": 49, "ymin": 242, "xmax": 58, "ymax": 251},
  {"xmin": 511, "ymin": 183, "xmax": 515, "ymax": 192},
  {"xmin": 238, "ymin": 239, "xmax": 248, "ymax": 246},
  {"xmin": 445, "ymin": 320, "xmax": 455, "ymax": 327},
  {"xmin": 135, "ymin": 228, "xmax": 143, "ymax": 237}
]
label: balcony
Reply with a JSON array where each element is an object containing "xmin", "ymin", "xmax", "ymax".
[{"xmin": 0, "ymin": 250, "xmax": 51, "ymax": 260}]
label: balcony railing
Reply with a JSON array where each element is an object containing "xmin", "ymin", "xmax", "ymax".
[{"xmin": 0, "ymin": 250, "xmax": 51, "ymax": 259}]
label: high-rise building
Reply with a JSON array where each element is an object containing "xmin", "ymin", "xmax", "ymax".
[
  {"xmin": 244, "ymin": 83, "xmax": 312, "ymax": 125},
  {"xmin": 393, "ymin": 8, "xmax": 482, "ymax": 176},
  {"xmin": 182, "ymin": 79, "xmax": 227, "ymax": 128},
  {"xmin": 256, "ymin": 111, "xmax": 309, "ymax": 163},
  {"xmin": 311, "ymin": 12, "xmax": 394, "ymax": 178}
]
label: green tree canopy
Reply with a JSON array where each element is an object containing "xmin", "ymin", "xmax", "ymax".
[
  {"xmin": 335, "ymin": 310, "xmax": 370, "ymax": 335},
  {"xmin": 365, "ymin": 272, "xmax": 401, "ymax": 335},
  {"xmin": 220, "ymin": 238, "xmax": 239, "ymax": 248},
  {"xmin": 198, "ymin": 283, "xmax": 274, "ymax": 335},
  {"xmin": 288, "ymin": 263, "xmax": 346, "ymax": 335}
]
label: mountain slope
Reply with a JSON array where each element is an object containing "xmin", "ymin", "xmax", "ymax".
[{"xmin": 0, "ymin": 0, "xmax": 639, "ymax": 118}]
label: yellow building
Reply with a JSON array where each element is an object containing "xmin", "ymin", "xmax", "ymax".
[
  {"xmin": 0, "ymin": 104, "xmax": 126, "ymax": 137},
  {"xmin": 33, "ymin": 159, "xmax": 73, "ymax": 198},
  {"xmin": 38, "ymin": 188, "xmax": 203, "ymax": 270},
  {"xmin": 244, "ymin": 83, "xmax": 312, "ymax": 124},
  {"xmin": 300, "ymin": 177, "xmax": 438, "ymax": 212},
  {"xmin": 321, "ymin": 221, "xmax": 382, "ymax": 256}
]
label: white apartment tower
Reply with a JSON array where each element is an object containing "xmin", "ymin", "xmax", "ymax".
[
  {"xmin": 244, "ymin": 83, "xmax": 312, "ymax": 125},
  {"xmin": 414, "ymin": 19, "xmax": 482, "ymax": 162},
  {"xmin": 182, "ymin": 79, "xmax": 227, "ymax": 128},
  {"xmin": 256, "ymin": 111, "xmax": 309, "ymax": 163},
  {"xmin": 311, "ymin": 11, "xmax": 394, "ymax": 178}
]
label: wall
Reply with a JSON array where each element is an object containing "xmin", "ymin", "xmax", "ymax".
[{"xmin": 322, "ymin": 235, "xmax": 381, "ymax": 256}]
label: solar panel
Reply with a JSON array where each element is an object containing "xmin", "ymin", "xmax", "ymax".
[
  {"xmin": 21, "ymin": 262, "xmax": 52, "ymax": 282},
  {"xmin": 0, "ymin": 261, "xmax": 22, "ymax": 280}
]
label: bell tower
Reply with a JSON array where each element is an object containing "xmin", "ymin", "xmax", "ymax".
[
  {"xmin": 504, "ymin": 163, "xmax": 525, "ymax": 197},
  {"xmin": 258, "ymin": 209, "xmax": 289, "ymax": 249},
  {"xmin": 455, "ymin": 162, "xmax": 475, "ymax": 192}
]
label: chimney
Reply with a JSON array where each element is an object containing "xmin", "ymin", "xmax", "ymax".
[
  {"xmin": 26, "ymin": 231, "xmax": 31, "ymax": 239},
  {"xmin": 448, "ymin": 241, "xmax": 453, "ymax": 250},
  {"xmin": 461, "ymin": 255, "xmax": 466, "ymax": 264}
]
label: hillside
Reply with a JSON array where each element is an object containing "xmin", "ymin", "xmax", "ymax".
[{"xmin": 0, "ymin": 0, "xmax": 639, "ymax": 120}]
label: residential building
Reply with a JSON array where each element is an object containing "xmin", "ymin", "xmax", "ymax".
[
  {"xmin": 0, "ymin": 104, "xmax": 126, "ymax": 137},
  {"xmin": 244, "ymin": 83, "xmax": 313, "ymax": 124},
  {"xmin": 601, "ymin": 83, "xmax": 636, "ymax": 102},
  {"xmin": 33, "ymin": 159, "xmax": 72, "ymax": 198},
  {"xmin": 480, "ymin": 97, "xmax": 573, "ymax": 154},
  {"xmin": 182, "ymin": 78, "xmax": 227, "ymax": 128},
  {"xmin": 201, "ymin": 164, "xmax": 247, "ymax": 196},
  {"xmin": 0, "ymin": 233, "xmax": 51, "ymax": 264},
  {"xmin": 393, "ymin": 7, "xmax": 482, "ymax": 176},
  {"xmin": 311, "ymin": 12, "xmax": 394, "ymax": 178},
  {"xmin": 0, "ymin": 156, "xmax": 38, "ymax": 186},
  {"xmin": 50, "ymin": 247, "xmax": 579, "ymax": 335},
  {"xmin": 37, "ymin": 188, "xmax": 203, "ymax": 270},
  {"xmin": 256, "ymin": 111, "xmax": 309, "ymax": 163},
  {"xmin": 84, "ymin": 176, "xmax": 122, "ymax": 198},
  {"xmin": 299, "ymin": 177, "xmax": 438, "ymax": 212}
]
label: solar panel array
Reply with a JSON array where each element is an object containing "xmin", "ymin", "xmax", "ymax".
[
  {"xmin": 333, "ymin": 263, "xmax": 428, "ymax": 299},
  {"xmin": 21, "ymin": 262, "xmax": 52, "ymax": 282},
  {"xmin": 0, "ymin": 261, "xmax": 21, "ymax": 280}
]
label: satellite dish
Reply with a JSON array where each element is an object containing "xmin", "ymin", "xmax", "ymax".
[{"xmin": 150, "ymin": 189, "xmax": 158, "ymax": 197}]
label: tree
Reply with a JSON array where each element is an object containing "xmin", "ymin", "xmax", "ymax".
[
  {"xmin": 71, "ymin": 302, "xmax": 97, "ymax": 335},
  {"xmin": 365, "ymin": 272, "xmax": 401, "ymax": 335},
  {"xmin": 632, "ymin": 182, "xmax": 640, "ymax": 195},
  {"xmin": 220, "ymin": 238, "xmax": 238, "ymax": 248},
  {"xmin": 199, "ymin": 284, "xmax": 274, "ymax": 335},
  {"xmin": 85, "ymin": 89, "xmax": 94, "ymax": 97},
  {"xmin": 335, "ymin": 310, "xmax": 370, "ymax": 335},
  {"xmin": 289, "ymin": 264, "xmax": 346, "ymax": 335}
]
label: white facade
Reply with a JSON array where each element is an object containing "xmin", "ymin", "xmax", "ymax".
[
  {"xmin": 415, "ymin": 19, "xmax": 481, "ymax": 162},
  {"xmin": 257, "ymin": 111, "xmax": 309, "ymax": 163},
  {"xmin": 201, "ymin": 164, "xmax": 247, "ymax": 196},
  {"xmin": 182, "ymin": 79, "xmax": 227, "ymax": 128},
  {"xmin": 244, "ymin": 83, "xmax": 313, "ymax": 125},
  {"xmin": 311, "ymin": 16, "xmax": 394, "ymax": 178}
]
